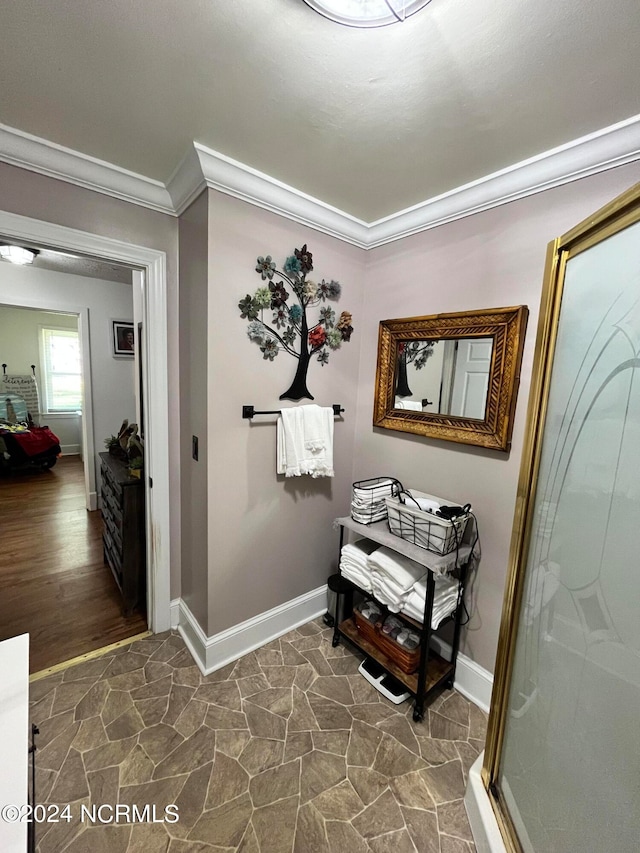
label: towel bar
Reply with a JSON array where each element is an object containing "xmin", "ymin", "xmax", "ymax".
[{"xmin": 243, "ymin": 404, "xmax": 344, "ymax": 419}]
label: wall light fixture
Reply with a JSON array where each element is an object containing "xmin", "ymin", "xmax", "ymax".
[{"xmin": 0, "ymin": 245, "xmax": 39, "ymax": 265}]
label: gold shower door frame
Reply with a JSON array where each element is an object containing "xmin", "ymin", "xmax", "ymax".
[{"xmin": 481, "ymin": 181, "xmax": 640, "ymax": 853}]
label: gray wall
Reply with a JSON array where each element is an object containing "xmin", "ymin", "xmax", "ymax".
[
  {"xmin": 205, "ymin": 192, "xmax": 366, "ymax": 635},
  {"xmin": 3, "ymin": 157, "xmax": 640, "ymax": 677},
  {"xmin": 179, "ymin": 192, "xmax": 210, "ymax": 631}
]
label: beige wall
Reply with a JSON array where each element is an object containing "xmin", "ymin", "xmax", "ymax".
[
  {"xmin": 355, "ymin": 161, "xmax": 640, "ymax": 673},
  {"xmin": 179, "ymin": 192, "xmax": 210, "ymax": 631},
  {"xmin": 0, "ymin": 162, "xmax": 181, "ymax": 598},
  {"xmin": 205, "ymin": 192, "xmax": 366, "ymax": 634}
]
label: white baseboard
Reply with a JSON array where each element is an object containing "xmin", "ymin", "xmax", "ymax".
[
  {"xmin": 170, "ymin": 589, "xmax": 492, "ymax": 708},
  {"xmin": 60, "ymin": 444, "xmax": 80, "ymax": 455},
  {"xmin": 430, "ymin": 635, "xmax": 494, "ymax": 713},
  {"xmin": 88, "ymin": 491, "xmax": 98, "ymax": 512},
  {"xmin": 176, "ymin": 585, "xmax": 328, "ymax": 676},
  {"xmin": 464, "ymin": 753, "xmax": 507, "ymax": 853}
]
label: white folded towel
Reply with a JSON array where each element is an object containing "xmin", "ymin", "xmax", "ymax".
[
  {"xmin": 341, "ymin": 556, "xmax": 368, "ymax": 574},
  {"xmin": 405, "ymin": 587, "xmax": 458, "ymax": 615},
  {"xmin": 339, "ymin": 539, "xmax": 379, "ymax": 592},
  {"xmin": 277, "ymin": 405, "xmax": 334, "ymax": 478},
  {"xmin": 341, "ymin": 539, "xmax": 380, "ymax": 566},
  {"xmin": 402, "ymin": 598, "xmax": 458, "ymax": 629},
  {"xmin": 412, "ymin": 574, "xmax": 459, "ymax": 600},
  {"xmin": 394, "ymin": 399, "xmax": 423, "ymax": 411},
  {"xmin": 367, "ymin": 547, "xmax": 426, "ymax": 591},
  {"xmin": 351, "ymin": 510, "xmax": 387, "ymax": 525},
  {"xmin": 369, "ymin": 582, "xmax": 403, "ymax": 612},
  {"xmin": 371, "ymin": 571, "xmax": 407, "ymax": 598},
  {"xmin": 341, "ymin": 565, "xmax": 373, "ymax": 592},
  {"xmin": 370, "ymin": 569, "xmax": 428, "ymax": 614},
  {"xmin": 341, "ymin": 558, "xmax": 371, "ymax": 581},
  {"xmin": 402, "ymin": 574, "xmax": 460, "ymax": 627}
]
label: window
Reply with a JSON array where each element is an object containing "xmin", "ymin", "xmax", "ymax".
[{"xmin": 40, "ymin": 327, "xmax": 82, "ymax": 412}]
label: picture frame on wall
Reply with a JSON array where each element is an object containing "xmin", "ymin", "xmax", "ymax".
[{"xmin": 112, "ymin": 320, "xmax": 135, "ymax": 357}]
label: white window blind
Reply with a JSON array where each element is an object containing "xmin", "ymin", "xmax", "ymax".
[{"xmin": 40, "ymin": 328, "xmax": 82, "ymax": 412}]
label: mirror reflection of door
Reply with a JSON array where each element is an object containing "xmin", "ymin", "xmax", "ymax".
[
  {"xmin": 395, "ymin": 336, "xmax": 493, "ymax": 419},
  {"xmin": 448, "ymin": 337, "xmax": 493, "ymax": 419}
]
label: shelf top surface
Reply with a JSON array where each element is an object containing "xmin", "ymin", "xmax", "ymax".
[{"xmin": 334, "ymin": 516, "xmax": 472, "ymax": 573}]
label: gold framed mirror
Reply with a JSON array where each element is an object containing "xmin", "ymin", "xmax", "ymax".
[{"xmin": 373, "ymin": 305, "xmax": 528, "ymax": 451}]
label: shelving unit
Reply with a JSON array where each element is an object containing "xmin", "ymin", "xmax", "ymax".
[{"xmin": 331, "ymin": 515, "xmax": 473, "ymax": 722}]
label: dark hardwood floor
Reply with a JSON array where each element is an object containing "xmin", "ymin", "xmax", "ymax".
[{"xmin": 0, "ymin": 455, "xmax": 147, "ymax": 673}]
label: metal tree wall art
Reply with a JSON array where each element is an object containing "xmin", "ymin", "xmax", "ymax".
[
  {"xmin": 396, "ymin": 340, "xmax": 436, "ymax": 397},
  {"xmin": 238, "ymin": 244, "xmax": 354, "ymax": 401}
]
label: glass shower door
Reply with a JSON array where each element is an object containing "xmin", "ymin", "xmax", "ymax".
[{"xmin": 492, "ymin": 205, "xmax": 640, "ymax": 852}]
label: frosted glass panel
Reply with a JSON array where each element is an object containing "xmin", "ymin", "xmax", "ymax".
[{"xmin": 498, "ymin": 220, "xmax": 640, "ymax": 852}]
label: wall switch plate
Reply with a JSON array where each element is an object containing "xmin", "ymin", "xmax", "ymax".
[{"xmin": 192, "ymin": 435, "xmax": 198, "ymax": 461}]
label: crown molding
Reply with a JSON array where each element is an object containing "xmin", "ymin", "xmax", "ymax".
[
  {"xmin": 1, "ymin": 116, "xmax": 639, "ymax": 245},
  {"xmin": 0, "ymin": 123, "xmax": 175, "ymax": 215},
  {"xmin": 165, "ymin": 144, "xmax": 208, "ymax": 216},
  {"xmin": 366, "ymin": 113, "xmax": 640, "ymax": 248},
  {"xmin": 168, "ymin": 142, "xmax": 370, "ymax": 248}
]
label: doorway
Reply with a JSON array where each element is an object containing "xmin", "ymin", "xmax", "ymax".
[{"xmin": 0, "ymin": 210, "xmax": 171, "ymax": 671}]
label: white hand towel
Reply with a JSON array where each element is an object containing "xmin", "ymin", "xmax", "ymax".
[
  {"xmin": 406, "ymin": 587, "xmax": 458, "ymax": 614},
  {"xmin": 370, "ymin": 587, "xmax": 403, "ymax": 613},
  {"xmin": 341, "ymin": 565, "xmax": 373, "ymax": 592},
  {"xmin": 412, "ymin": 574, "xmax": 459, "ymax": 600},
  {"xmin": 394, "ymin": 399, "xmax": 423, "ymax": 411},
  {"xmin": 277, "ymin": 405, "xmax": 334, "ymax": 478},
  {"xmin": 341, "ymin": 555, "xmax": 369, "ymax": 573},
  {"xmin": 341, "ymin": 558, "xmax": 373, "ymax": 583},
  {"xmin": 351, "ymin": 509, "xmax": 387, "ymax": 524},
  {"xmin": 367, "ymin": 547, "xmax": 426, "ymax": 591},
  {"xmin": 403, "ymin": 575, "xmax": 460, "ymax": 627},
  {"xmin": 342, "ymin": 539, "xmax": 380, "ymax": 566},
  {"xmin": 371, "ymin": 570, "xmax": 414, "ymax": 601},
  {"xmin": 402, "ymin": 599, "xmax": 457, "ymax": 629}
]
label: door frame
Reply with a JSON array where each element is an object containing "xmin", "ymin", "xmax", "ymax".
[
  {"xmin": 482, "ymin": 181, "xmax": 640, "ymax": 851},
  {"xmin": 0, "ymin": 210, "xmax": 171, "ymax": 633}
]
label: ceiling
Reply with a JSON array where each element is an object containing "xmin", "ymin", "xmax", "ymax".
[
  {"xmin": 0, "ymin": 246, "xmax": 132, "ymax": 283},
  {"xmin": 1, "ymin": 0, "xmax": 639, "ymax": 221}
]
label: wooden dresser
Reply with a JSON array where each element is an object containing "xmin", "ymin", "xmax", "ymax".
[{"xmin": 99, "ymin": 451, "xmax": 146, "ymax": 615}]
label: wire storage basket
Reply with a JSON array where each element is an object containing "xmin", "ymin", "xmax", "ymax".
[
  {"xmin": 385, "ymin": 489, "xmax": 470, "ymax": 555},
  {"xmin": 351, "ymin": 477, "xmax": 402, "ymax": 525}
]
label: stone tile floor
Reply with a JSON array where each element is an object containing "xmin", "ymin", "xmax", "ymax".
[{"xmin": 29, "ymin": 619, "xmax": 486, "ymax": 852}]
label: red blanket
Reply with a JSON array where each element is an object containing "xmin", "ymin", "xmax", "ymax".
[{"xmin": 0, "ymin": 426, "xmax": 61, "ymax": 457}]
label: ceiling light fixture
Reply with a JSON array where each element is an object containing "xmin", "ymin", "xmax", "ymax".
[
  {"xmin": 0, "ymin": 245, "xmax": 39, "ymax": 265},
  {"xmin": 302, "ymin": 0, "xmax": 433, "ymax": 28}
]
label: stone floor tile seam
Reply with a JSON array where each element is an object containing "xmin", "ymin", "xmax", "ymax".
[
  {"xmin": 432, "ymin": 805, "xmax": 444, "ymax": 853},
  {"xmin": 366, "ymin": 823, "xmax": 421, "ymax": 851},
  {"xmin": 440, "ymin": 831, "xmax": 473, "ymax": 848}
]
